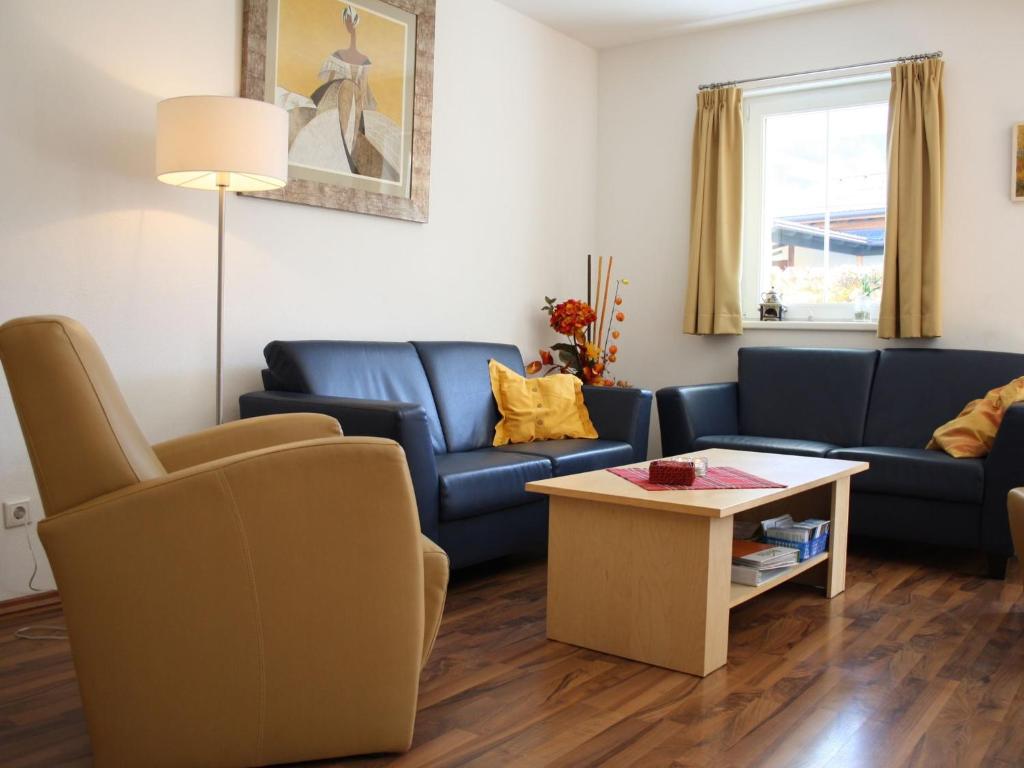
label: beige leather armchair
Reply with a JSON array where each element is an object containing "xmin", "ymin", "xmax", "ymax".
[
  {"xmin": 1010, "ymin": 488, "xmax": 1024, "ymax": 561},
  {"xmin": 0, "ymin": 316, "xmax": 448, "ymax": 768}
]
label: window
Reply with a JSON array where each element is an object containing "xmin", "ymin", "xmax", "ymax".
[{"xmin": 742, "ymin": 78, "xmax": 890, "ymax": 324}]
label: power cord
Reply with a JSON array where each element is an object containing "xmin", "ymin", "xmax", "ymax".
[
  {"xmin": 24, "ymin": 517, "xmax": 43, "ymax": 593},
  {"xmin": 13, "ymin": 520, "xmax": 68, "ymax": 642}
]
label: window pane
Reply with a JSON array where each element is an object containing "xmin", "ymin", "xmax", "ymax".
[
  {"xmin": 764, "ymin": 110, "xmax": 827, "ymax": 305},
  {"xmin": 825, "ymin": 103, "xmax": 887, "ymax": 304},
  {"xmin": 759, "ymin": 99, "xmax": 888, "ymax": 318}
]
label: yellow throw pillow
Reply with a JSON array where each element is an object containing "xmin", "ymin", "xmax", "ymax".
[
  {"xmin": 927, "ymin": 376, "xmax": 1024, "ymax": 458},
  {"xmin": 489, "ymin": 360, "xmax": 598, "ymax": 446}
]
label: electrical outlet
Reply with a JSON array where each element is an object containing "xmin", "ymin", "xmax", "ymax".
[{"xmin": 3, "ymin": 498, "xmax": 32, "ymax": 529}]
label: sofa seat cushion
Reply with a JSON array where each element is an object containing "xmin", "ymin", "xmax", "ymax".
[
  {"xmin": 693, "ymin": 434, "xmax": 838, "ymax": 458},
  {"xmin": 827, "ymin": 446, "xmax": 984, "ymax": 503},
  {"xmin": 436, "ymin": 449, "xmax": 552, "ymax": 522},
  {"xmin": 495, "ymin": 439, "xmax": 634, "ymax": 476}
]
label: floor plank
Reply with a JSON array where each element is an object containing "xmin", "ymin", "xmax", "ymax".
[{"xmin": 1, "ymin": 539, "xmax": 1022, "ymax": 767}]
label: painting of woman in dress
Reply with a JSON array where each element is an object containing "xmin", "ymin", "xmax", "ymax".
[
  {"xmin": 1014, "ymin": 123, "xmax": 1024, "ymax": 202},
  {"xmin": 271, "ymin": 0, "xmax": 415, "ymax": 195}
]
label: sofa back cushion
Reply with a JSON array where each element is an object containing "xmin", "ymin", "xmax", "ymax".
[
  {"xmin": 738, "ymin": 347, "xmax": 879, "ymax": 446},
  {"xmin": 263, "ymin": 340, "xmax": 446, "ymax": 453},
  {"xmin": 413, "ymin": 341, "xmax": 525, "ymax": 453},
  {"xmin": 864, "ymin": 349, "xmax": 1024, "ymax": 448}
]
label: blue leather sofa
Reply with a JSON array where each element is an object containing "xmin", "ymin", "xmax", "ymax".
[
  {"xmin": 240, "ymin": 340, "xmax": 652, "ymax": 568},
  {"xmin": 657, "ymin": 347, "xmax": 1024, "ymax": 577}
]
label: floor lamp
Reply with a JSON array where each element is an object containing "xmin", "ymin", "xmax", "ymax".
[{"xmin": 155, "ymin": 95, "xmax": 288, "ymax": 424}]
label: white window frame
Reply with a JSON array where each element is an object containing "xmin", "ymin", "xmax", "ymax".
[{"xmin": 741, "ymin": 75, "xmax": 891, "ymax": 328}]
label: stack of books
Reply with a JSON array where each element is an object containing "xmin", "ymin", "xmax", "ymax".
[
  {"xmin": 760, "ymin": 514, "xmax": 830, "ymax": 543},
  {"xmin": 731, "ymin": 540, "xmax": 800, "ymax": 586}
]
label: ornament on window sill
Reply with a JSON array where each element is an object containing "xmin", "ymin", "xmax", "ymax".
[{"xmin": 758, "ymin": 287, "xmax": 786, "ymax": 321}]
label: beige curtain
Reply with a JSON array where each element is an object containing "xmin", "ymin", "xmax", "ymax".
[
  {"xmin": 684, "ymin": 87, "xmax": 743, "ymax": 335},
  {"xmin": 878, "ymin": 59, "xmax": 945, "ymax": 338}
]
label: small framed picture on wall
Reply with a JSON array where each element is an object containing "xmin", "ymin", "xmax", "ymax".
[{"xmin": 1014, "ymin": 123, "xmax": 1024, "ymax": 202}]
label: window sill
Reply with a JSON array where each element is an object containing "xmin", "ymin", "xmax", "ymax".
[{"xmin": 742, "ymin": 320, "xmax": 877, "ymax": 332}]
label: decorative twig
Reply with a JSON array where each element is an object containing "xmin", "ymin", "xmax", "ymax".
[
  {"xmin": 604, "ymin": 280, "xmax": 622, "ymax": 352},
  {"xmin": 597, "ymin": 256, "xmax": 613, "ymax": 349}
]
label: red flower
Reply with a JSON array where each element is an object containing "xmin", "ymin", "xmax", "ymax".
[
  {"xmin": 539, "ymin": 349, "xmax": 554, "ymax": 365},
  {"xmin": 549, "ymin": 299, "xmax": 597, "ymax": 336}
]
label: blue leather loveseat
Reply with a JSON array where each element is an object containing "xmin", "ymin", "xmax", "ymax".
[
  {"xmin": 657, "ymin": 347, "xmax": 1024, "ymax": 577},
  {"xmin": 240, "ymin": 340, "xmax": 652, "ymax": 568}
]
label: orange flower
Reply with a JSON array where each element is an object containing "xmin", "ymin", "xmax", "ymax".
[
  {"xmin": 539, "ymin": 349, "xmax": 554, "ymax": 365},
  {"xmin": 615, "ymin": 311, "xmax": 625, "ymax": 322},
  {"xmin": 615, "ymin": 297, "xmax": 623, "ymax": 305},
  {"xmin": 611, "ymin": 330, "xmax": 620, "ymax": 340},
  {"xmin": 594, "ymin": 362, "xmax": 605, "ymax": 374},
  {"xmin": 526, "ymin": 361, "xmax": 542, "ymax": 375},
  {"xmin": 609, "ymin": 345, "xmax": 618, "ymax": 354},
  {"xmin": 609, "ymin": 355, "xmax": 617, "ymax": 363},
  {"xmin": 549, "ymin": 299, "xmax": 597, "ymax": 336}
]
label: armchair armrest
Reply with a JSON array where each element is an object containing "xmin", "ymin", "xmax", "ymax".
[
  {"xmin": 239, "ymin": 391, "xmax": 440, "ymax": 539},
  {"xmin": 1010, "ymin": 488, "xmax": 1024, "ymax": 559},
  {"xmin": 152, "ymin": 413, "xmax": 341, "ymax": 472},
  {"xmin": 656, "ymin": 383, "xmax": 738, "ymax": 457},
  {"xmin": 38, "ymin": 437, "xmax": 443, "ymax": 765},
  {"xmin": 982, "ymin": 403, "xmax": 1024, "ymax": 559},
  {"xmin": 582, "ymin": 385, "xmax": 653, "ymax": 462}
]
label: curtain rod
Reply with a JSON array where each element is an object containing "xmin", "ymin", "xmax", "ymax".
[{"xmin": 698, "ymin": 51, "xmax": 942, "ymax": 91}]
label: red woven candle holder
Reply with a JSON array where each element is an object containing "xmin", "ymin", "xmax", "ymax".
[{"xmin": 648, "ymin": 460, "xmax": 696, "ymax": 485}]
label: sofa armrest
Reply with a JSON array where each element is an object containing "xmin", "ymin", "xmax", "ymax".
[
  {"xmin": 239, "ymin": 391, "xmax": 441, "ymax": 540},
  {"xmin": 656, "ymin": 383, "xmax": 738, "ymax": 457},
  {"xmin": 582, "ymin": 385, "xmax": 653, "ymax": 462},
  {"xmin": 982, "ymin": 403, "xmax": 1024, "ymax": 559}
]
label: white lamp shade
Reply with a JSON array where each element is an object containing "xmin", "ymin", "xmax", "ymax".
[{"xmin": 156, "ymin": 96, "xmax": 289, "ymax": 192}]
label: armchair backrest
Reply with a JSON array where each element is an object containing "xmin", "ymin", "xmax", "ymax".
[{"xmin": 0, "ymin": 316, "xmax": 165, "ymax": 516}]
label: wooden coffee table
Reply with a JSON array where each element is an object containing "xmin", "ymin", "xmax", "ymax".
[{"xmin": 526, "ymin": 448, "xmax": 868, "ymax": 677}]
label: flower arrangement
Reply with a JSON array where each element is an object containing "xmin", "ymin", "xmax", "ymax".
[{"xmin": 527, "ymin": 256, "xmax": 630, "ymax": 387}]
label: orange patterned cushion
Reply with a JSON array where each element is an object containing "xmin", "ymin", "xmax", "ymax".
[{"xmin": 927, "ymin": 376, "xmax": 1024, "ymax": 458}]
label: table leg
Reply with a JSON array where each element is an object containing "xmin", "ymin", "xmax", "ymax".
[
  {"xmin": 826, "ymin": 476, "xmax": 850, "ymax": 598},
  {"xmin": 547, "ymin": 496, "xmax": 732, "ymax": 676}
]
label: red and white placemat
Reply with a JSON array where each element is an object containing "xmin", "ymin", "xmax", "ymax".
[{"xmin": 608, "ymin": 466, "xmax": 786, "ymax": 491}]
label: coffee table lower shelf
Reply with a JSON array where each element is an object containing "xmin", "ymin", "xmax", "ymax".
[{"xmin": 729, "ymin": 551, "xmax": 829, "ymax": 608}]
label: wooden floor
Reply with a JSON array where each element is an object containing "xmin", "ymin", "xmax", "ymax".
[{"xmin": 3, "ymin": 539, "xmax": 1024, "ymax": 767}]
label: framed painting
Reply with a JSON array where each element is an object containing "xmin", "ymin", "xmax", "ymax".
[
  {"xmin": 1014, "ymin": 123, "xmax": 1024, "ymax": 202},
  {"xmin": 242, "ymin": 0, "xmax": 435, "ymax": 221}
]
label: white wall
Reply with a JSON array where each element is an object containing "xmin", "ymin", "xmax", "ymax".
[
  {"xmin": 0, "ymin": 0, "xmax": 598, "ymax": 598},
  {"xmin": 597, "ymin": 0, "xmax": 1024, "ymax": 454}
]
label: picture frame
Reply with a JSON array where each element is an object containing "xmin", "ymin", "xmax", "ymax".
[
  {"xmin": 241, "ymin": 0, "xmax": 435, "ymax": 222},
  {"xmin": 1014, "ymin": 123, "xmax": 1024, "ymax": 202}
]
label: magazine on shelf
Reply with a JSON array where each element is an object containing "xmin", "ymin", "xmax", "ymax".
[
  {"xmin": 760, "ymin": 515, "xmax": 830, "ymax": 542},
  {"xmin": 731, "ymin": 541, "xmax": 799, "ymax": 569},
  {"xmin": 731, "ymin": 563, "xmax": 794, "ymax": 587},
  {"xmin": 733, "ymin": 519, "xmax": 761, "ymax": 540}
]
